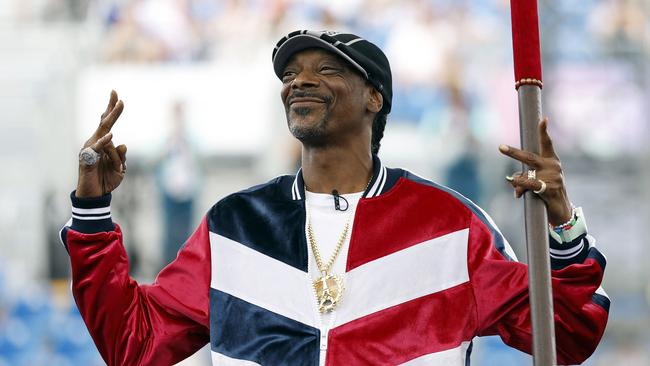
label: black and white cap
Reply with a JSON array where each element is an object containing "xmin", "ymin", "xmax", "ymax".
[{"xmin": 272, "ymin": 30, "xmax": 392, "ymax": 114}]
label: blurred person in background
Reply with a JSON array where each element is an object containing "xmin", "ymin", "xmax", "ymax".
[
  {"xmin": 103, "ymin": 0, "xmax": 202, "ymax": 62},
  {"xmin": 60, "ymin": 30, "xmax": 608, "ymax": 365},
  {"xmin": 440, "ymin": 66, "xmax": 483, "ymax": 205},
  {"xmin": 589, "ymin": 0, "xmax": 645, "ymax": 56},
  {"xmin": 155, "ymin": 100, "xmax": 202, "ymax": 269}
]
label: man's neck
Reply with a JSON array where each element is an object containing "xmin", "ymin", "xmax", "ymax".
[{"xmin": 301, "ymin": 145, "xmax": 373, "ymax": 194}]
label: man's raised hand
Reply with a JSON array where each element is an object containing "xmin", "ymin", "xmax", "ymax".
[
  {"xmin": 76, "ymin": 90, "xmax": 127, "ymax": 198},
  {"xmin": 498, "ymin": 118, "xmax": 573, "ymax": 226}
]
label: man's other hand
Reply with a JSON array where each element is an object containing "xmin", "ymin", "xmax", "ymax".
[{"xmin": 76, "ymin": 90, "xmax": 127, "ymax": 198}]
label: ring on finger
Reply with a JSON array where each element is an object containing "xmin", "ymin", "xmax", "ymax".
[
  {"xmin": 527, "ymin": 169, "xmax": 536, "ymax": 180},
  {"xmin": 79, "ymin": 147, "xmax": 101, "ymax": 166},
  {"xmin": 533, "ymin": 180, "xmax": 547, "ymax": 195}
]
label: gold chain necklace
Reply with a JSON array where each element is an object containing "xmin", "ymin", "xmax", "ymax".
[
  {"xmin": 306, "ymin": 178, "xmax": 371, "ymax": 313},
  {"xmin": 307, "ymin": 215, "xmax": 350, "ymax": 313}
]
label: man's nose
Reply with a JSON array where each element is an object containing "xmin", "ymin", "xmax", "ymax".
[{"xmin": 291, "ymin": 69, "xmax": 320, "ymax": 89}]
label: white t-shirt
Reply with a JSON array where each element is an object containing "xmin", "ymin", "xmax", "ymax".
[{"xmin": 305, "ymin": 190, "xmax": 363, "ymax": 365}]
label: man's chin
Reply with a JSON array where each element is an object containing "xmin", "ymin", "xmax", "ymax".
[
  {"xmin": 287, "ymin": 110, "xmax": 324, "ymax": 128},
  {"xmin": 288, "ymin": 115, "xmax": 318, "ymax": 129},
  {"xmin": 288, "ymin": 117, "xmax": 327, "ymax": 143}
]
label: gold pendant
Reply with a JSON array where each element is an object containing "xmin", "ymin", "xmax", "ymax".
[{"xmin": 313, "ymin": 274, "xmax": 344, "ymax": 313}]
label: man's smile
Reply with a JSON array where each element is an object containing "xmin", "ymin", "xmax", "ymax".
[{"xmin": 289, "ymin": 96, "xmax": 326, "ymax": 107}]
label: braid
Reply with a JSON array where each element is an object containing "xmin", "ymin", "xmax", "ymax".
[{"xmin": 371, "ymin": 112, "xmax": 388, "ymax": 155}]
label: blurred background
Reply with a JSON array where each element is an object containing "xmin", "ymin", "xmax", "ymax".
[{"xmin": 0, "ymin": 0, "xmax": 648, "ymax": 365}]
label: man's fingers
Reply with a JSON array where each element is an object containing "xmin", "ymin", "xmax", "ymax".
[
  {"xmin": 101, "ymin": 90, "xmax": 118, "ymax": 120},
  {"xmin": 91, "ymin": 132, "xmax": 113, "ymax": 151},
  {"xmin": 505, "ymin": 172, "xmax": 522, "ymax": 182},
  {"xmin": 539, "ymin": 118, "xmax": 559, "ymax": 159},
  {"xmin": 506, "ymin": 173, "xmax": 546, "ymax": 198},
  {"xmin": 103, "ymin": 142, "xmax": 122, "ymax": 172},
  {"xmin": 116, "ymin": 144, "xmax": 127, "ymax": 164},
  {"xmin": 98, "ymin": 100, "xmax": 124, "ymax": 134},
  {"xmin": 514, "ymin": 176, "xmax": 543, "ymax": 191},
  {"xmin": 498, "ymin": 144, "xmax": 541, "ymax": 168},
  {"xmin": 116, "ymin": 144, "xmax": 128, "ymax": 173},
  {"xmin": 506, "ymin": 174, "xmax": 526, "ymax": 198}
]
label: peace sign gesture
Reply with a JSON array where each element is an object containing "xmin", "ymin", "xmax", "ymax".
[
  {"xmin": 76, "ymin": 90, "xmax": 128, "ymax": 199},
  {"xmin": 499, "ymin": 118, "xmax": 573, "ymax": 226}
]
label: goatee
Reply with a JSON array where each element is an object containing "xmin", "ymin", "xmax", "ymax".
[{"xmin": 287, "ymin": 108, "xmax": 330, "ymax": 146}]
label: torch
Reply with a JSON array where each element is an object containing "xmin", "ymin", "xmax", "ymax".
[{"xmin": 510, "ymin": 0, "xmax": 556, "ymax": 364}]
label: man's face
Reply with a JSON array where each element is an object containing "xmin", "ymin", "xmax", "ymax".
[{"xmin": 280, "ymin": 48, "xmax": 371, "ymax": 147}]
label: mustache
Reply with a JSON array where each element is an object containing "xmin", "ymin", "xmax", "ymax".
[{"xmin": 287, "ymin": 91, "xmax": 332, "ymax": 105}]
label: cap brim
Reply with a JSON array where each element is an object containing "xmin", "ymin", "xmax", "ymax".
[{"xmin": 272, "ymin": 34, "xmax": 368, "ymax": 80}]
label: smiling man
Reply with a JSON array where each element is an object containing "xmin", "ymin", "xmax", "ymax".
[{"xmin": 63, "ymin": 30, "xmax": 608, "ymax": 365}]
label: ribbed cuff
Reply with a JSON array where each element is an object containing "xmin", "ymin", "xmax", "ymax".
[
  {"xmin": 70, "ymin": 190, "xmax": 115, "ymax": 233},
  {"xmin": 549, "ymin": 236, "xmax": 590, "ymax": 270}
]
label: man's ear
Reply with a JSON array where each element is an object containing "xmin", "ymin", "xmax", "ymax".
[{"xmin": 367, "ymin": 87, "xmax": 383, "ymax": 113}]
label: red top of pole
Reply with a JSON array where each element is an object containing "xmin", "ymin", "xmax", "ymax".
[{"xmin": 510, "ymin": 0, "xmax": 543, "ymax": 89}]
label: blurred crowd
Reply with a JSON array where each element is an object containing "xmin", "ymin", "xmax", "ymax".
[
  {"xmin": 0, "ymin": 0, "xmax": 649, "ymax": 365},
  {"xmin": 90, "ymin": 0, "xmax": 649, "ymax": 153},
  {"xmin": 0, "ymin": 278, "xmax": 103, "ymax": 366},
  {"xmin": 5, "ymin": 1, "xmax": 648, "ymax": 152}
]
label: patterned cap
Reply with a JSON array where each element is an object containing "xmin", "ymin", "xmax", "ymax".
[{"xmin": 272, "ymin": 30, "xmax": 392, "ymax": 113}]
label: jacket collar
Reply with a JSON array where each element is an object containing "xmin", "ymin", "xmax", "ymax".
[{"xmin": 291, "ymin": 155, "xmax": 391, "ymax": 201}]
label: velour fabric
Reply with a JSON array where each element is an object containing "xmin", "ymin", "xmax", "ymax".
[
  {"xmin": 64, "ymin": 155, "xmax": 608, "ymax": 365},
  {"xmin": 346, "ymin": 177, "xmax": 471, "ymax": 271},
  {"xmin": 210, "ymin": 289, "xmax": 319, "ymax": 365},
  {"xmin": 210, "ymin": 177, "xmax": 309, "ymax": 272},
  {"xmin": 327, "ymin": 284, "xmax": 476, "ymax": 365}
]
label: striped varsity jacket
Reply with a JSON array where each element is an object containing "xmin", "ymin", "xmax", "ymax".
[{"xmin": 61, "ymin": 155, "xmax": 609, "ymax": 365}]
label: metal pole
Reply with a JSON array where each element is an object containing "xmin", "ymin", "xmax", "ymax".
[
  {"xmin": 517, "ymin": 85, "xmax": 556, "ymax": 365},
  {"xmin": 509, "ymin": 0, "xmax": 556, "ymax": 363}
]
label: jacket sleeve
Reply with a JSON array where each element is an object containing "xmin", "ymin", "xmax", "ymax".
[
  {"xmin": 61, "ymin": 192, "xmax": 211, "ymax": 366},
  {"xmin": 467, "ymin": 208, "xmax": 609, "ymax": 365}
]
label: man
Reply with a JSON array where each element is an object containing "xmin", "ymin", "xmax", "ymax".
[{"xmin": 63, "ymin": 30, "xmax": 608, "ymax": 365}]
